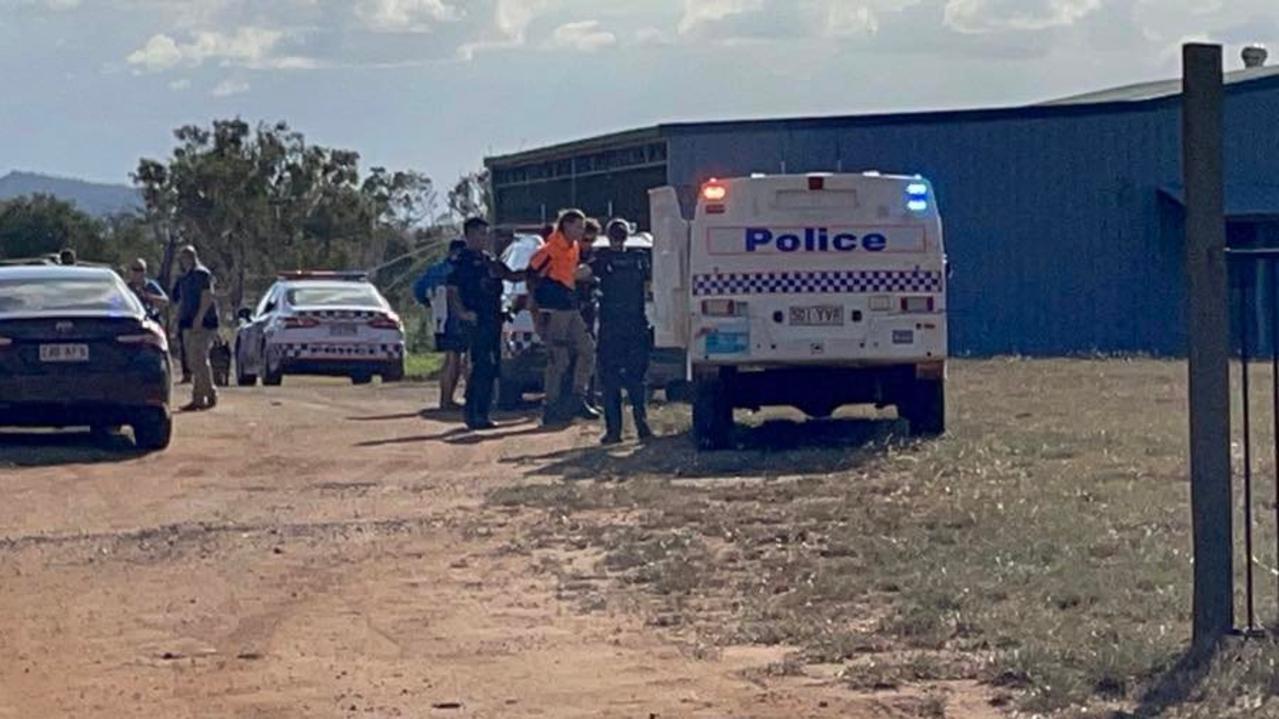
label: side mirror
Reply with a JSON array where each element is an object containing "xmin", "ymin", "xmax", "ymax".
[{"xmin": 237, "ymin": 307, "xmax": 253, "ymax": 322}]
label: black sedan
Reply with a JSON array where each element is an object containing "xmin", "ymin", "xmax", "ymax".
[{"xmin": 0, "ymin": 266, "xmax": 172, "ymax": 450}]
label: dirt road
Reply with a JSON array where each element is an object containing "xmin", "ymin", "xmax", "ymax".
[{"xmin": 0, "ymin": 380, "xmax": 994, "ymax": 718}]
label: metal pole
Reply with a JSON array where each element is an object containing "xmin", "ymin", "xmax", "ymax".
[
  {"xmin": 1239, "ymin": 274, "xmax": 1256, "ymax": 633},
  {"xmin": 1271, "ymin": 256, "xmax": 1279, "ymax": 627},
  {"xmin": 1183, "ymin": 42, "xmax": 1235, "ymax": 649}
]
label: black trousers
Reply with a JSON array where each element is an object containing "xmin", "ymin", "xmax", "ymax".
[
  {"xmin": 598, "ymin": 323, "xmax": 650, "ymax": 436},
  {"xmin": 466, "ymin": 326, "xmax": 500, "ymax": 426}
]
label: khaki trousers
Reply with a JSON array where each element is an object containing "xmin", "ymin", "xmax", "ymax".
[
  {"xmin": 539, "ymin": 309, "xmax": 595, "ymax": 410},
  {"xmin": 183, "ymin": 328, "xmax": 217, "ymax": 406}
]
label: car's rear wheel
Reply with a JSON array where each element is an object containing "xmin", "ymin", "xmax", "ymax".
[
  {"xmin": 900, "ymin": 378, "xmax": 945, "ymax": 437},
  {"xmin": 381, "ymin": 362, "xmax": 404, "ymax": 383},
  {"xmin": 262, "ymin": 347, "xmax": 283, "ymax": 386},
  {"xmin": 132, "ymin": 409, "xmax": 172, "ymax": 451},
  {"xmin": 351, "ymin": 373, "xmax": 373, "ymax": 385}
]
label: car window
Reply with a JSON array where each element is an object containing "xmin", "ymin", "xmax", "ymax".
[
  {"xmin": 256, "ymin": 285, "xmax": 280, "ymax": 317},
  {"xmin": 0, "ymin": 275, "xmax": 142, "ymax": 315},
  {"xmin": 286, "ymin": 284, "xmax": 384, "ymax": 308}
]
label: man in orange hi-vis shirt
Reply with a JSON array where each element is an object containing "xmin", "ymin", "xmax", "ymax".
[{"xmin": 529, "ymin": 209, "xmax": 600, "ymax": 427}]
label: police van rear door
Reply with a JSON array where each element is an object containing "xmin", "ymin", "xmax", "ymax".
[
  {"xmin": 648, "ymin": 186, "xmax": 691, "ymax": 350},
  {"xmin": 690, "ymin": 173, "xmax": 943, "ymax": 364}
]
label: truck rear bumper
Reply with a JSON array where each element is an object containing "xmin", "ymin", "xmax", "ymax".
[{"xmin": 698, "ymin": 363, "xmax": 942, "ymax": 415}]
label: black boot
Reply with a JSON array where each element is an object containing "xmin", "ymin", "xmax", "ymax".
[
  {"xmin": 602, "ymin": 383, "xmax": 623, "ymax": 443},
  {"xmin": 633, "ymin": 399, "xmax": 654, "ymax": 441}
]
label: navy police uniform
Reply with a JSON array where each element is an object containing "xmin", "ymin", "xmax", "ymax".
[
  {"xmin": 591, "ymin": 247, "xmax": 653, "ymax": 441},
  {"xmin": 448, "ymin": 247, "xmax": 505, "ymax": 428}
]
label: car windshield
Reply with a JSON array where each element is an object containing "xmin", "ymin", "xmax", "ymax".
[
  {"xmin": 286, "ymin": 284, "xmax": 384, "ymax": 308},
  {"xmin": 0, "ymin": 275, "xmax": 141, "ymax": 315}
]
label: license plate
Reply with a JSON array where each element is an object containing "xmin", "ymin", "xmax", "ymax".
[
  {"xmin": 330, "ymin": 323, "xmax": 358, "ymax": 337},
  {"xmin": 790, "ymin": 306, "xmax": 844, "ymax": 327},
  {"xmin": 39, "ymin": 344, "xmax": 90, "ymax": 362}
]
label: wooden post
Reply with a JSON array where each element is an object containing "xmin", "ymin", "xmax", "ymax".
[{"xmin": 1183, "ymin": 42, "xmax": 1234, "ymax": 650}]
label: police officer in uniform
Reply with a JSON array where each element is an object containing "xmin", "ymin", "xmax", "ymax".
[
  {"xmin": 447, "ymin": 217, "xmax": 521, "ymax": 431},
  {"xmin": 591, "ymin": 218, "xmax": 654, "ymax": 444}
]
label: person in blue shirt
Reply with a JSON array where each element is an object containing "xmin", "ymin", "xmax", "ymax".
[
  {"xmin": 125, "ymin": 258, "xmax": 169, "ymax": 323},
  {"xmin": 415, "ymin": 239, "xmax": 469, "ymax": 411}
]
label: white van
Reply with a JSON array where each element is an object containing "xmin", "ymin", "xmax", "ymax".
[{"xmin": 649, "ymin": 172, "xmax": 947, "ymax": 449}]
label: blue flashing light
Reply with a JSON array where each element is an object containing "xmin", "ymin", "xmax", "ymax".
[
  {"xmin": 908, "ymin": 199, "xmax": 929, "ymax": 212},
  {"xmin": 906, "ymin": 182, "xmax": 929, "ymax": 197}
]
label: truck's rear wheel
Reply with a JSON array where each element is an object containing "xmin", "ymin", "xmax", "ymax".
[
  {"xmin": 901, "ymin": 378, "xmax": 945, "ymax": 437},
  {"xmin": 692, "ymin": 377, "xmax": 733, "ymax": 450}
]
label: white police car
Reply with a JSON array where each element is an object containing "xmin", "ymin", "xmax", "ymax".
[{"xmin": 234, "ymin": 272, "xmax": 405, "ymax": 386}]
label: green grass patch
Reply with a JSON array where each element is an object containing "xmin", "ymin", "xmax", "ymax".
[
  {"xmin": 403, "ymin": 352, "xmax": 445, "ymax": 381},
  {"xmin": 487, "ymin": 359, "xmax": 1279, "ymax": 716}
]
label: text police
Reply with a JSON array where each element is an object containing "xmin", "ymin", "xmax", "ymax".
[{"xmin": 745, "ymin": 227, "xmax": 888, "ymax": 253}]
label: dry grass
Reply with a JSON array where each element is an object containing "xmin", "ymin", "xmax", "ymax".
[{"xmin": 489, "ymin": 359, "xmax": 1279, "ymax": 716}]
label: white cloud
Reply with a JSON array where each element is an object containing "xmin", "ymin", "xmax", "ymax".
[
  {"xmin": 825, "ymin": 3, "xmax": 878, "ymax": 36},
  {"xmin": 545, "ymin": 19, "xmax": 615, "ymax": 52},
  {"xmin": 168, "ymin": 78, "xmax": 191, "ymax": 91},
  {"xmin": 458, "ymin": 0, "xmax": 557, "ymax": 59},
  {"xmin": 944, "ymin": 0, "xmax": 1102, "ymax": 34},
  {"xmin": 355, "ymin": 0, "xmax": 461, "ymax": 32},
  {"xmin": 678, "ymin": 0, "xmax": 762, "ymax": 35},
  {"xmin": 127, "ymin": 33, "xmax": 183, "ymax": 71},
  {"xmin": 632, "ymin": 26, "xmax": 672, "ymax": 46},
  {"xmin": 210, "ymin": 78, "xmax": 250, "ymax": 96},
  {"xmin": 125, "ymin": 26, "xmax": 317, "ymax": 72}
]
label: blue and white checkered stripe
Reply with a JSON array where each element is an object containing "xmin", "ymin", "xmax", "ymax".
[
  {"xmin": 276, "ymin": 343, "xmax": 404, "ymax": 359},
  {"xmin": 692, "ymin": 270, "xmax": 942, "ymax": 296}
]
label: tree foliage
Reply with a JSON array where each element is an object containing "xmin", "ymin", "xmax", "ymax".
[
  {"xmin": 0, "ymin": 194, "xmax": 155, "ymax": 268},
  {"xmin": 134, "ymin": 119, "xmax": 437, "ymax": 310}
]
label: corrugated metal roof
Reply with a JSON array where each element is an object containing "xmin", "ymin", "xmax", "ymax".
[
  {"xmin": 486, "ymin": 65, "xmax": 1279, "ymax": 168},
  {"xmin": 1041, "ymin": 65, "xmax": 1279, "ymax": 106}
]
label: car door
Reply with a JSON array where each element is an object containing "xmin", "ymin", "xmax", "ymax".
[{"xmin": 241, "ymin": 286, "xmax": 280, "ymax": 373}]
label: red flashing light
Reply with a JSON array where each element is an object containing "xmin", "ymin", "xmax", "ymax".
[
  {"xmin": 808, "ymin": 176, "xmax": 825, "ymax": 191},
  {"xmin": 701, "ymin": 181, "xmax": 728, "ymax": 202}
]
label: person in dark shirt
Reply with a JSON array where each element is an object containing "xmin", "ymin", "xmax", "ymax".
[
  {"xmin": 591, "ymin": 219, "xmax": 654, "ymax": 444},
  {"xmin": 126, "ymin": 258, "xmax": 169, "ymax": 323},
  {"xmin": 174, "ymin": 245, "xmax": 220, "ymax": 411},
  {"xmin": 447, "ymin": 217, "xmax": 522, "ymax": 430},
  {"xmin": 576, "ymin": 219, "xmax": 601, "ymax": 335}
]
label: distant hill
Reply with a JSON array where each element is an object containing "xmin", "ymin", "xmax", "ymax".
[{"xmin": 0, "ymin": 171, "xmax": 142, "ymax": 217}]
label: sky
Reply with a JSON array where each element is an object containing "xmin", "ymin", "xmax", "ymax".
[{"xmin": 0, "ymin": 0, "xmax": 1275, "ymax": 189}]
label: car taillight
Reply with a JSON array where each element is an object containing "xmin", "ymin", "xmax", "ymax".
[
  {"xmin": 117, "ymin": 331, "xmax": 168, "ymax": 351},
  {"xmin": 368, "ymin": 316, "xmax": 401, "ymax": 330},
  {"xmin": 702, "ymin": 299, "xmax": 747, "ymax": 317},
  {"xmin": 283, "ymin": 316, "xmax": 320, "ymax": 329},
  {"xmin": 901, "ymin": 297, "xmax": 935, "ymax": 313},
  {"xmin": 0, "ymin": 336, "xmax": 12, "ymax": 348}
]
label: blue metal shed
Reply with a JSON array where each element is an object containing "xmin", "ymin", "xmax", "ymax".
[{"xmin": 486, "ymin": 65, "xmax": 1279, "ymax": 356}]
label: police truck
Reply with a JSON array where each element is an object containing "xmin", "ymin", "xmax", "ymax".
[{"xmin": 649, "ymin": 172, "xmax": 947, "ymax": 449}]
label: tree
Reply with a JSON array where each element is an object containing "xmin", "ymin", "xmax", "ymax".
[
  {"xmin": 134, "ymin": 119, "xmax": 437, "ymax": 312},
  {"xmin": 447, "ymin": 170, "xmax": 491, "ymax": 223},
  {"xmin": 0, "ymin": 194, "xmax": 105, "ymax": 261}
]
